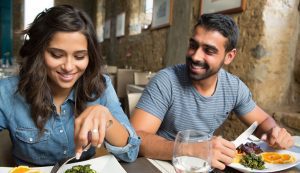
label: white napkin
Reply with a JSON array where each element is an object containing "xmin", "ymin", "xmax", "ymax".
[{"xmin": 147, "ymin": 158, "xmax": 176, "ymax": 173}]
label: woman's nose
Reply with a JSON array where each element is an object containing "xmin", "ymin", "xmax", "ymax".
[{"xmin": 62, "ymin": 57, "xmax": 74, "ymax": 71}]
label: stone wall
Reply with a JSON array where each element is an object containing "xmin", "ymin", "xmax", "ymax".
[
  {"xmin": 101, "ymin": 0, "xmax": 167, "ymax": 71},
  {"xmin": 218, "ymin": 0, "xmax": 300, "ymax": 138}
]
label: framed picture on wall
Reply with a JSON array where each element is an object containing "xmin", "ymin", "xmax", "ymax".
[
  {"xmin": 151, "ymin": 0, "xmax": 173, "ymax": 29},
  {"xmin": 116, "ymin": 12, "xmax": 125, "ymax": 37},
  {"xmin": 200, "ymin": 0, "xmax": 247, "ymax": 15},
  {"xmin": 104, "ymin": 19, "xmax": 111, "ymax": 39}
]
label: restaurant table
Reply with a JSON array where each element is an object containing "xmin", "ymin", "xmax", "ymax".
[
  {"xmin": 120, "ymin": 158, "xmax": 300, "ymax": 173},
  {"xmin": 118, "ymin": 136, "xmax": 300, "ymax": 173},
  {"xmin": 120, "ymin": 157, "xmax": 163, "ymax": 173}
]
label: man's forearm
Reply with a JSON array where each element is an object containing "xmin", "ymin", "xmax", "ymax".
[
  {"xmin": 255, "ymin": 116, "xmax": 277, "ymax": 138},
  {"xmin": 137, "ymin": 131, "xmax": 174, "ymax": 160}
]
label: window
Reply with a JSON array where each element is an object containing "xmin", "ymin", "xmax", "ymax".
[
  {"xmin": 96, "ymin": 0, "xmax": 105, "ymax": 41},
  {"xmin": 24, "ymin": 0, "xmax": 53, "ymax": 29},
  {"xmin": 141, "ymin": 0, "xmax": 153, "ymax": 29}
]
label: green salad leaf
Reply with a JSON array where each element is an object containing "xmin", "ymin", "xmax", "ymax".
[
  {"xmin": 240, "ymin": 153, "xmax": 265, "ymax": 170},
  {"xmin": 64, "ymin": 164, "xmax": 97, "ymax": 173}
]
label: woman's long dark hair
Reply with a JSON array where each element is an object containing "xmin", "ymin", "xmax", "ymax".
[{"xmin": 18, "ymin": 5, "xmax": 106, "ymax": 131}]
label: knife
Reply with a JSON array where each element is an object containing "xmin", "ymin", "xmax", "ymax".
[{"xmin": 232, "ymin": 121, "xmax": 258, "ymax": 148}]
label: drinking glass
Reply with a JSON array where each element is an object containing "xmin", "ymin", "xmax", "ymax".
[{"xmin": 172, "ymin": 130, "xmax": 211, "ymax": 173}]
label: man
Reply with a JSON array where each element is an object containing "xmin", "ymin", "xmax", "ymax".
[{"xmin": 130, "ymin": 13, "xmax": 294, "ymax": 170}]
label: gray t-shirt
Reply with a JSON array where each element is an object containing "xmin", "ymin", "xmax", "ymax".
[{"xmin": 136, "ymin": 64, "xmax": 256, "ymax": 140}]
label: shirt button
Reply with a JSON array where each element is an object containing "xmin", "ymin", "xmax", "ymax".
[
  {"xmin": 63, "ymin": 150, "xmax": 67, "ymax": 155},
  {"xmin": 29, "ymin": 138, "xmax": 33, "ymax": 142},
  {"xmin": 60, "ymin": 129, "xmax": 64, "ymax": 133},
  {"xmin": 63, "ymin": 110, "xmax": 66, "ymax": 114}
]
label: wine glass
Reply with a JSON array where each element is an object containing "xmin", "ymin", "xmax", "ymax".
[{"xmin": 172, "ymin": 130, "xmax": 211, "ymax": 173}]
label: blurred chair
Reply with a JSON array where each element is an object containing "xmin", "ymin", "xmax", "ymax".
[
  {"xmin": 104, "ymin": 65, "xmax": 118, "ymax": 89},
  {"xmin": 116, "ymin": 69, "xmax": 140, "ymax": 99},
  {"xmin": 106, "ymin": 65, "xmax": 118, "ymax": 74},
  {"xmin": 126, "ymin": 93, "xmax": 142, "ymax": 116},
  {"xmin": 0, "ymin": 130, "xmax": 14, "ymax": 166},
  {"xmin": 126, "ymin": 84, "xmax": 144, "ymax": 94},
  {"xmin": 134, "ymin": 72, "xmax": 156, "ymax": 86},
  {"xmin": 133, "ymin": 72, "xmax": 149, "ymax": 86}
]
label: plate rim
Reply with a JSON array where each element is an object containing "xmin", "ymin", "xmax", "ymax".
[{"xmin": 228, "ymin": 139, "xmax": 300, "ymax": 173}]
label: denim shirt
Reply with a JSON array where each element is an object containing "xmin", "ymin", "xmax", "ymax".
[{"xmin": 0, "ymin": 75, "xmax": 140, "ymax": 166}]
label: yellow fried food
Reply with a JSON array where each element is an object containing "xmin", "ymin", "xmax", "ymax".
[
  {"xmin": 261, "ymin": 152, "xmax": 296, "ymax": 164},
  {"xmin": 9, "ymin": 166, "xmax": 42, "ymax": 173},
  {"xmin": 233, "ymin": 152, "xmax": 243, "ymax": 163},
  {"xmin": 25, "ymin": 170, "xmax": 43, "ymax": 173},
  {"xmin": 9, "ymin": 166, "xmax": 30, "ymax": 173}
]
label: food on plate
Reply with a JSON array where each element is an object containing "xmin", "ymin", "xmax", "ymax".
[
  {"xmin": 64, "ymin": 164, "xmax": 96, "ymax": 173},
  {"xmin": 234, "ymin": 141, "xmax": 297, "ymax": 170},
  {"xmin": 234, "ymin": 142, "xmax": 264, "ymax": 163},
  {"xmin": 9, "ymin": 166, "xmax": 42, "ymax": 173},
  {"xmin": 261, "ymin": 152, "xmax": 296, "ymax": 164},
  {"xmin": 237, "ymin": 142, "xmax": 263, "ymax": 155},
  {"xmin": 234, "ymin": 142, "xmax": 266, "ymax": 170},
  {"xmin": 240, "ymin": 153, "xmax": 265, "ymax": 170}
]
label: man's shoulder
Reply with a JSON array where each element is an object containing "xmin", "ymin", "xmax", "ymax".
[
  {"xmin": 156, "ymin": 64, "xmax": 186, "ymax": 78},
  {"xmin": 219, "ymin": 68, "xmax": 241, "ymax": 84}
]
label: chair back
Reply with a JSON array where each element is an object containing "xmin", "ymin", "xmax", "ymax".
[
  {"xmin": 134, "ymin": 72, "xmax": 149, "ymax": 86},
  {"xmin": 127, "ymin": 93, "xmax": 142, "ymax": 116},
  {"xmin": 134, "ymin": 72, "xmax": 157, "ymax": 86},
  {"xmin": 116, "ymin": 69, "xmax": 140, "ymax": 98}
]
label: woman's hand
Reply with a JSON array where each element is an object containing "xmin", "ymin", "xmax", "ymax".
[
  {"xmin": 74, "ymin": 105, "xmax": 114, "ymax": 159},
  {"xmin": 210, "ymin": 136, "xmax": 236, "ymax": 170}
]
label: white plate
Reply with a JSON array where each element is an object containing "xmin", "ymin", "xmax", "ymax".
[
  {"xmin": 228, "ymin": 136, "xmax": 300, "ymax": 173},
  {"xmin": 294, "ymin": 136, "xmax": 300, "ymax": 147},
  {"xmin": 0, "ymin": 154, "xmax": 126, "ymax": 173}
]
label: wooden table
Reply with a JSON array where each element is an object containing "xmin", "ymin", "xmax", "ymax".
[{"xmin": 120, "ymin": 157, "xmax": 162, "ymax": 173}]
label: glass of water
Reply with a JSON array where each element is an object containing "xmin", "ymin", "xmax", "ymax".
[{"xmin": 172, "ymin": 130, "xmax": 211, "ymax": 173}]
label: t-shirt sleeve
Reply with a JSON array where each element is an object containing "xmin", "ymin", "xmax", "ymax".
[
  {"xmin": 233, "ymin": 79, "xmax": 256, "ymax": 116},
  {"xmin": 136, "ymin": 70, "xmax": 172, "ymax": 120}
]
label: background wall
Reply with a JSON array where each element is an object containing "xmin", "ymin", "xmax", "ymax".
[
  {"xmin": 11, "ymin": 0, "xmax": 300, "ymax": 138},
  {"xmin": 101, "ymin": 0, "xmax": 300, "ymax": 138}
]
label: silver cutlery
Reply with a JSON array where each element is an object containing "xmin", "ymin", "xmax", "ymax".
[
  {"xmin": 50, "ymin": 142, "xmax": 91, "ymax": 173},
  {"xmin": 232, "ymin": 121, "xmax": 258, "ymax": 148}
]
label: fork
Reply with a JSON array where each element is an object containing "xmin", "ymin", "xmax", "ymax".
[{"xmin": 50, "ymin": 142, "xmax": 91, "ymax": 173}]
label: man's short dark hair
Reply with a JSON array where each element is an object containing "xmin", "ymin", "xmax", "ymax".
[{"xmin": 195, "ymin": 13, "xmax": 239, "ymax": 52}]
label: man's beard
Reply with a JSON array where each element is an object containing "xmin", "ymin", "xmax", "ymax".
[{"xmin": 186, "ymin": 56, "xmax": 220, "ymax": 81}]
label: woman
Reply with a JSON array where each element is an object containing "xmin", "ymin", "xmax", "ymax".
[{"xmin": 0, "ymin": 5, "xmax": 140, "ymax": 166}]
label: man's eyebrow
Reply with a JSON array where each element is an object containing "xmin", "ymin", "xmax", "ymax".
[
  {"xmin": 189, "ymin": 38, "xmax": 200, "ymax": 48},
  {"xmin": 189, "ymin": 38, "xmax": 199, "ymax": 44},
  {"xmin": 203, "ymin": 44, "xmax": 218, "ymax": 53}
]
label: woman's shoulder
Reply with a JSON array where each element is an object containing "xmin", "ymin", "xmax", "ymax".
[
  {"xmin": 0, "ymin": 76, "xmax": 19, "ymax": 101},
  {"xmin": 102, "ymin": 74, "xmax": 111, "ymax": 82},
  {"xmin": 0, "ymin": 76, "xmax": 19, "ymax": 90}
]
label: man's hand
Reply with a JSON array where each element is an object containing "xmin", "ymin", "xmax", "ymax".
[
  {"xmin": 210, "ymin": 136, "xmax": 236, "ymax": 170},
  {"xmin": 261, "ymin": 126, "xmax": 294, "ymax": 149}
]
